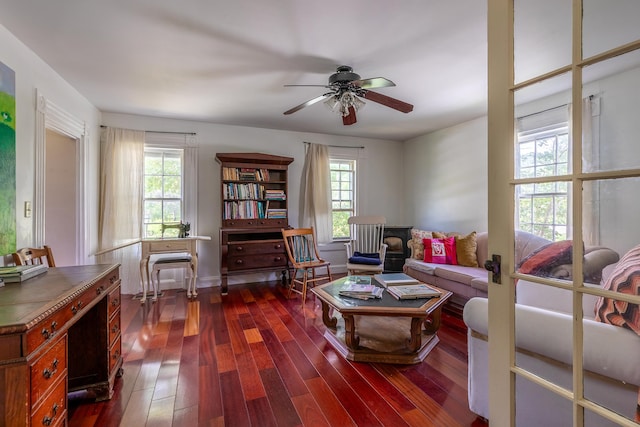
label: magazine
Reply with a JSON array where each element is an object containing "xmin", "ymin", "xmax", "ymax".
[
  {"xmin": 373, "ymin": 273, "xmax": 420, "ymax": 287},
  {"xmin": 339, "ymin": 282, "xmax": 383, "ymax": 300},
  {"xmin": 386, "ymin": 284, "xmax": 441, "ymax": 300},
  {"xmin": 342, "ymin": 275, "xmax": 372, "ymax": 285}
]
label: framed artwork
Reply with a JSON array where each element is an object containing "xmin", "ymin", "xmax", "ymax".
[{"xmin": 0, "ymin": 61, "xmax": 16, "ymax": 255}]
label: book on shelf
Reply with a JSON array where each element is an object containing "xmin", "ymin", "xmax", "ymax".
[
  {"xmin": 386, "ymin": 283, "xmax": 442, "ymax": 300},
  {"xmin": 0, "ymin": 264, "xmax": 48, "ymax": 283},
  {"xmin": 373, "ymin": 273, "xmax": 420, "ymax": 288}
]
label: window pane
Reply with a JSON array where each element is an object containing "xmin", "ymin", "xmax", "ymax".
[
  {"xmin": 163, "ymin": 200, "xmax": 181, "ymax": 222},
  {"xmin": 145, "ymin": 176, "xmax": 162, "ymax": 198},
  {"xmin": 145, "ymin": 152, "xmax": 162, "ymax": 175},
  {"xmin": 163, "ymin": 176, "xmax": 181, "ymax": 198},
  {"xmin": 163, "ymin": 153, "xmax": 181, "ymax": 175},
  {"xmin": 583, "ymin": 0, "xmax": 640, "ymax": 58},
  {"xmin": 144, "ymin": 200, "xmax": 162, "ymax": 223},
  {"xmin": 330, "ymin": 159, "xmax": 355, "ymax": 239}
]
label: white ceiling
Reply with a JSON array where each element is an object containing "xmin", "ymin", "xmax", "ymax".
[{"xmin": 0, "ymin": 0, "xmax": 488, "ymax": 141}]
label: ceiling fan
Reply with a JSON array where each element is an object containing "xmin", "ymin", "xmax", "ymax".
[{"xmin": 283, "ymin": 65, "xmax": 414, "ymax": 125}]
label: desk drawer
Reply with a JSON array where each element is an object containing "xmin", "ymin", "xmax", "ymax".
[
  {"xmin": 31, "ymin": 375, "xmax": 66, "ymax": 427},
  {"xmin": 108, "ymin": 285, "xmax": 121, "ymax": 319},
  {"xmin": 227, "ymin": 254, "xmax": 288, "ymax": 271},
  {"xmin": 108, "ymin": 311, "xmax": 121, "ymax": 347},
  {"xmin": 109, "ymin": 335, "xmax": 122, "ymax": 374},
  {"xmin": 228, "ymin": 240, "xmax": 285, "ymax": 256},
  {"xmin": 147, "ymin": 240, "xmax": 191, "ymax": 253},
  {"xmin": 30, "ymin": 336, "xmax": 67, "ymax": 407}
]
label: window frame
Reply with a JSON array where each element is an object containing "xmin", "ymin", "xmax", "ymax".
[
  {"xmin": 515, "ymin": 119, "xmax": 571, "ymax": 241},
  {"xmin": 329, "ymin": 157, "xmax": 356, "ymax": 241}
]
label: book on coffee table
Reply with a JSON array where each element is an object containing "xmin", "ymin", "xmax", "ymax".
[
  {"xmin": 373, "ymin": 273, "xmax": 420, "ymax": 288},
  {"xmin": 339, "ymin": 283, "xmax": 383, "ymax": 300},
  {"xmin": 386, "ymin": 283, "xmax": 441, "ymax": 300}
]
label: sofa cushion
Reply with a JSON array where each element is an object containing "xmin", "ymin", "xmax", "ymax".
[
  {"xmin": 434, "ymin": 265, "xmax": 487, "ymax": 286},
  {"xmin": 403, "ymin": 258, "xmax": 436, "ymax": 275},
  {"xmin": 423, "ymin": 237, "xmax": 457, "ymax": 264},
  {"xmin": 456, "ymin": 231, "xmax": 478, "ymax": 267},
  {"xmin": 410, "ymin": 229, "xmax": 432, "ymax": 260},
  {"xmin": 595, "ymin": 244, "xmax": 640, "ymax": 336},
  {"xmin": 517, "ymin": 240, "xmax": 573, "ymax": 278}
]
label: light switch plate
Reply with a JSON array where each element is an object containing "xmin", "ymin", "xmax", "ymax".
[{"xmin": 24, "ymin": 201, "xmax": 31, "ymax": 218}]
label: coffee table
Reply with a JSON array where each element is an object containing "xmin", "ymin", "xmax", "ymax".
[{"xmin": 311, "ymin": 276, "xmax": 452, "ymax": 364}]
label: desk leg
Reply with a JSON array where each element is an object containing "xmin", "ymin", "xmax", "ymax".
[
  {"xmin": 189, "ymin": 253, "xmax": 198, "ymax": 298},
  {"xmin": 139, "ymin": 257, "xmax": 150, "ymax": 304}
]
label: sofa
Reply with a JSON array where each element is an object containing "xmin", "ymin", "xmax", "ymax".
[
  {"xmin": 463, "ymin": 241, "xmax": 640, "ymax": 425},
  {"xmin": 403, "ymin": 229, "xmax": 621, "ymax": 310}
]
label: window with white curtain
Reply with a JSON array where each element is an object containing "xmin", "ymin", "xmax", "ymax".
[
  {"xmin": 143, "ymin": 148, "xmax": 183, "ymax": 237},
  {"xmin": 144, "ymin": 132, "xmax": 198, "ymax": 238}
]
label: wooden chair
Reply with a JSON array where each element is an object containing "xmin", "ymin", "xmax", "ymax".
[
  {"xmin": 281, "ymin": 227, "xmax": 332, "ymax": 307},
  {"xmin": 345, "ymin": 215, "xmax": 387, "ymax": 275},
  {"xmin": 12, "ymin": 245, "xmax": 56, "ymax": 267}
]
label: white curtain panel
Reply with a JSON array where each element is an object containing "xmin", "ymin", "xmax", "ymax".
[
  {"xmin": 97, "ymin": 127, "xmax": 145, "ymax": 294},
  {"xmin": 300, "ymin": 143, "xmax": 332, "ymax": 243}
]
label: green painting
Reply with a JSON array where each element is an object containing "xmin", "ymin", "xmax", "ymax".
[{"xmin": 0, "ymin": 61, "xmax": 16, "ymax": 255}]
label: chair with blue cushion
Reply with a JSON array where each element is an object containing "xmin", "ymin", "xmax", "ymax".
[
  {"xmin": 281, "ymin": 227, "xmax": 332, "ymax": 308},
  {"xmin": 345, "ymin": 215, "xmax": 387, "ymax": 275}
]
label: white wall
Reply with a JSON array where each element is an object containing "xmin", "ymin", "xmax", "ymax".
[
  {"xmin": 101, "ymin": 112, "xmax": 405, "ymax": 289},
  {"xmin": 0, "ymin": 24, "xmax": 101, "ymax": 264},
  {"xmin": 403, "ymin": 116, "xmax": 488, "ymax": 234}
]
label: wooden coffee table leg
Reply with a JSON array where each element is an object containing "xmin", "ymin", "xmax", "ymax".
[
  {"xmin": 343, "ymin": 314, "xmax": 359, "ymax": 350},
  {"xmin": 407, "ymin": 317, "xmax": 424, "ymax": 352},
  {"xmin": 423, "ymin": 306, "xmax": 443, "ymax": 334},
  {"xmin": 320, "ymin": 300, "xmax": 337, "ymax": 329}
]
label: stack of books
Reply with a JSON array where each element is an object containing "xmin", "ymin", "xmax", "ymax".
[
  {"xmin": 386, "ymin": 283, "xmax": 442, "ymax": 300},
  {"xmin": 339, "ymin": 276, "xmax": 383, "ymax": 300},
  {"xmin": 0, "ymin": 264, "xmax": 48, "ymax": 283},
  {"xmin": 373, "ymin": 272, "xmax": 420, "ymax": 288}
]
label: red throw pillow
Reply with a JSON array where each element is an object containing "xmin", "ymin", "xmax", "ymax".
[
  {"xmin": 422, "ymin": 237, "xmax": 458, "ymax": 265},
  {"xmin": 517, "ymin": 240, "xmax": 573, "ymax": 277}
]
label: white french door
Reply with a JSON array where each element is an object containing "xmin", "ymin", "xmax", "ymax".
[{"xmin": 488, "ymin": 0, "xmax": 640, "ymax": 426}]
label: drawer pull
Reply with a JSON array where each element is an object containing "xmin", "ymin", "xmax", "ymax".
[
  {"xmin": 274, "ymin": 256, "xmax": 282, "ymax": 262},
  {"xmin": 50, "ymin": 321, "xmax": 57, "ymax": 332},
  {"xmin": 111, "ymin": 298, "xmax": 120, "ymax": 307},
  {"xmin": 274, "ymin": 244, "xmax": 282, "ymax": 249},
  {"xmin": 112, "ymin": 349, "xmax": 121, "ymax": 360},
  {"xmin": 111, "ymin": 323, "xmax": 120, "ymax": 334},
  {"xmin": 42, "ymin": 403, "xmax": 58, "ymax": 426},
  {"xmin": 236, "ymin": 246, "xmax": 244, "ymax": 252},
  {"xmin": 235, "ymin": 259, "xmax": 244, "ymax": 265},
  {"xmin": 71, "ymin": 301, "xmax": 83, "ymax": 315},
  {"xmin": 41, "ymin": 328, "xmax": 51, "ymax": 340},
  {"xmin": 110, "ymin": 275, "xmax": 116, "ymax": 284},
  {"xmin": 96, "ymin": 285, "xmax": 105, "ymax": 295},
  {"xmin": 42, "ymin": 358, "xmax": 59, "ymax": 379}
]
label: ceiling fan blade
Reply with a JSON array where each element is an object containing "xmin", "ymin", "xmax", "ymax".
[
  {"xmin": 342, "ymin": 106, "xmax": 357, "ymax": 125},
  {"xmin": 362, "ymin": 90, "xmax": 414, "ymax": 113},
  {"xmin": 353, "ymin": 77, "xmax": 396, "ymax": 89},
  {"xmin": 283, "ymin": 94, "xmax": 331, "ymax": 115}
]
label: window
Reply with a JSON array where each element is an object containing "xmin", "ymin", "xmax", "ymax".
[
  {"xmin": 516, "ymin": 122, "xmax": 569, "ymax": 241},
  {"xmin": 143, "ymin": 147, "xmax": 184, "ymax": 238},
  {"xmin": 330, "ymin": 159, "xmax": 356, "ymax": 239}
]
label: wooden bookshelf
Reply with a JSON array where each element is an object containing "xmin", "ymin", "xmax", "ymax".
[{"xmin": 215, "ymin": 153, "xmax": 294, "ymax": 294}]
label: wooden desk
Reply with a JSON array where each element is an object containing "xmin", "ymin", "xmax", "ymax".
[
  {"xmin": 139, "ymin": 236, "xmax": 211, "ymax": 301},
  {"xmin": 0, "ymin": 264, "xmax": 122, "ymax": 427}
]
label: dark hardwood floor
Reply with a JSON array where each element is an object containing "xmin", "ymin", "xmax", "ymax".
[{"xmin": 68, "ymin": 280, "xmax": 489, "ymax": 426}]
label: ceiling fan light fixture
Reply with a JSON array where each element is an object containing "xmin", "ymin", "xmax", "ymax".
[
  {"xmin": 338, "ymin": 92, "xmax": 364, "ymax": 117},
  {"xmin": 323, "ymin": 95, "xmax": 341, "ymax": 113}
]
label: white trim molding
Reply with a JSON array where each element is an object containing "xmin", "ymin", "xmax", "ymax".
[{"xmin": 35, "ymin": 90, "xmax": 88, "ymax": 264}]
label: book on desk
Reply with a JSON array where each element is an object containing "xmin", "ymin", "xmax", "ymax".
[{"xmin": 0, "ymin": 264, "xmax": 48, "ymax": 282}]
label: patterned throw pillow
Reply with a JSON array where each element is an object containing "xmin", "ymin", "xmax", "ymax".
[
  {"xmin": 517, "ymin": 240, "xmax": 573, "ymax": 278},
  {"xmin": 594, "ymin": 244, "xmax": 640, "ymax": 336},
  {"xmin": 410, "ymin": 229, "xmax": 432, "ymax": 259},
  {"xmin": 455, "ymin": 231, "xmax": 478, "ymax": 267},
  {"xmin": 423, "ymin": 237, "xmax": 458, "ymax": 265}
]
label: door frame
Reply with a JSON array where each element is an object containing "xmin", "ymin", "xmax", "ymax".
[{"xmin": 34, "ymin": 90, "xmax": 87, "ymax": 265}]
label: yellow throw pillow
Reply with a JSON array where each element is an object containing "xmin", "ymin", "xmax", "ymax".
[{"xmin": 455, "ymin": 231, "xmax": 478, "ymax": 267}]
